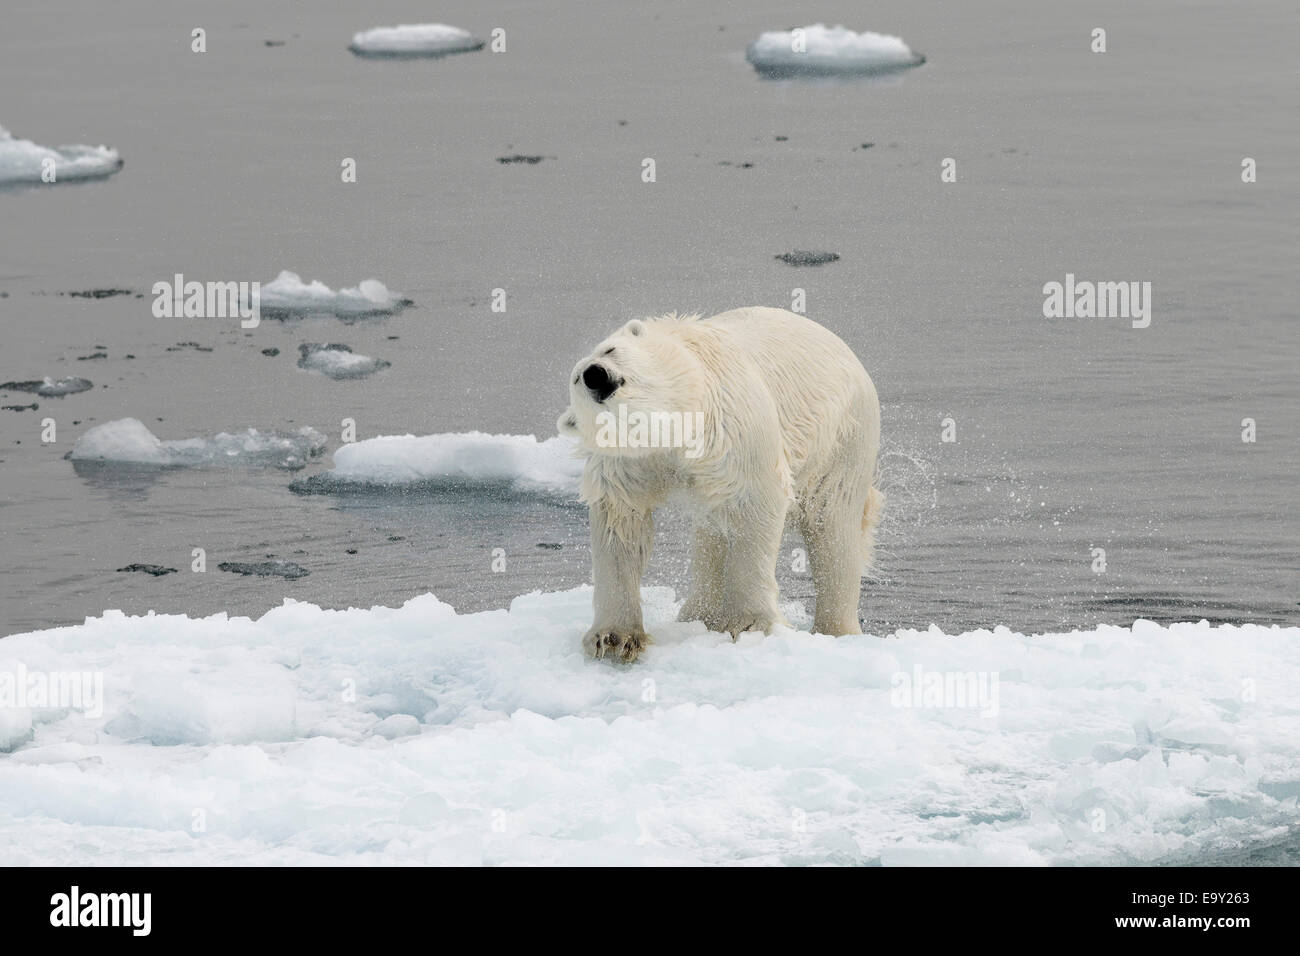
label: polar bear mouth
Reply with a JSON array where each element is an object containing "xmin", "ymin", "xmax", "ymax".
[{"xmin": 581, "ymin": 363, "xmax": 623, "ymax": 403}]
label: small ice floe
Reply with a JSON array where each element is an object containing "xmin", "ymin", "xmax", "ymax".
[
  {"xmin": 0, "ymin": 377, "xmax": 93, "ymax": 397},
  {"xmin": 348, "ymin": 24, "xmax": 484, "ymax": 58},
  {"xmin": 218, "ymin": 560, "xmax": 309, "ymax": 580},
  {"xmin": 775, "ymin": 250, "xmax": 840, "ymax": 266},
  {"xmin": 254, "ymin": 271, "xmax": 412, "ymax": 319},
  {"xmin": 0, "ymin": 125, "xmax": 123, "ymax": 187},
  {"xmin": 746, "ymin": 24, "xmax": 925, "ymax": 78},
  {"xmin": 297, "ymin": 343, "xmax": 391, "ymax": 380},
  {"xmin": 69, "ymin": 417, "xmax": 327, "ymax": 471},
  {"xmin": 290, "ymin": 432, "xmax": 583, "ymax": 498}
]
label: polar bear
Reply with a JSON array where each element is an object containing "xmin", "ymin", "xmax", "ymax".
[{"xmin": 557, "ymin": 307, "xmax": 883, "ymax": 662}]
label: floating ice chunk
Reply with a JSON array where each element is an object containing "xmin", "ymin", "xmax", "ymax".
[
  {"xmin": 0, "ymin": 595, "xmax": 1296, "ymax": 864},
  {"xmin": 0, "ymin": 377, "xmax": 94, "ymax": 397},
  {"xmin": 349, "ymin": 23, "xmax": 484, "ymax": 58},
  {"xmin": 69, "ymin": 418, "xmax": 327, "ymax": 471},
  {"xmin": 746, "ymin": 24, "xmax": 925, "ymax": 77},
  {"xmin": 291, "ymin": 432, "xmax": 583, "ymax": 498},
  {"xmin": 255, "ymin": 271, "xmax": 412, "ymax": 318},
  {"xmin": 0, "ymin": 125, "xmax": 123, "ymax": 186},
  {"xmin": 68, "ymin": 417, "xmax": 168, "ymax": 464},
  {"xmin": 297, "ymin": 343, "xmax": 391, "ymax": 380}
]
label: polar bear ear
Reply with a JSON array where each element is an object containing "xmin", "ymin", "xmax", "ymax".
[
  {"xmin": 557, "ymin": 408, "xmax": 579, "ymax": 436},
  {"xmin": 625, "ymin": 319, "xmax": 646, "ymax": 337}
]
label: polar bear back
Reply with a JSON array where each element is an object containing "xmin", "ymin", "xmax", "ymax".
[{"xmin": 692, "ymin": 307, "xmax": 880, "ymax": 484}]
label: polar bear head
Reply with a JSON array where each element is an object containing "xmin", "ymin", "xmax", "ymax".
[{"xmin": 557, "ymin": 317, "xmax": 708, "ymax": 458}]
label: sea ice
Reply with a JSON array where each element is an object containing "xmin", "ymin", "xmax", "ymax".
[
  {"xmin": 297, "ymin": 344, "xmax": 391, "ymax": 380},
  {"xmin": 746, "ymin": 24, "xmax": 925, "ymax": 78},
  {"xmin": 69, "ymin": 418, "xmax": 327, "ymax": 471},
  {"xmin": 290, "ymin": 432, "xmax": 583, "ymax": 498},
  {"xmin": 349, "ymin": 24, "xmax": 484, "ymax": 58},
  {"xmin": 0, "ymin": 125, "xmax": 123, "ymax": 186},
  {"xmin": 256, "ymin": 271, "xmax": 412, "ymax": 319},
  {"xmin": 0, "ymin": 377, "xmax": 94, "ymax": 397},
  {"xmin": 0, "ymin": 590, "xmax": 1295, "ymax": 865}
]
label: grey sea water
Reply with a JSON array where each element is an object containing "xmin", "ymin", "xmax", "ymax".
[{"xmin": 1, "ymin": 0, "xmax": 1296, "ymax": 637}]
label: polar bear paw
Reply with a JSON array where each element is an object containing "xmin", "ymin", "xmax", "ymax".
[
  {"xmin": 583, "ymin": 625, "xmax": 651, "ymax": 663},
  {"xmin": 710, "ymin": 610, "xmax": 781, "ymax": 640}
]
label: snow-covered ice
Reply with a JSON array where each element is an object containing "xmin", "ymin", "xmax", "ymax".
[
  {"xmin": 349, "ymin": 24, "xmax": 484, "ymax": 58},
  {"xmin": 297, "ymin": 344, "xmax": 391, "ymax": 380},
  {"xmin": 0, "ymin": 125, "xmax": 123, "ymax": 186},
  {"xmin": 255, "ymin": 271, "xmax": 412, "ymax": 319},
  {"xmin": 69, "ymin": 418, "xmax": 326, "ymax": 471},
  {"xmin": 746, "ymin": 24, "xmax": 925, "ymax": 77},
  {"xmin": 0, "ymin": 376, "xmax": 94, "ymax": 397},
  {"xmin": 1, "ymin": 587, "xmax": 1296, "ymax": 865},
  {"xmin": 291, "ymin": 432, "xmax": 583, "ymax": 497}
]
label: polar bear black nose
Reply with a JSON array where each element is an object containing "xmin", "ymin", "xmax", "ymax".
[{"xmin": 582, "ymin": 363, "xmax": 620, "ymax": 402}]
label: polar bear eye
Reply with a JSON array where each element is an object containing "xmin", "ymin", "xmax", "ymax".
[{"xmin": 602, "ymin": 347, "xmax": 615, "ymax": 356}]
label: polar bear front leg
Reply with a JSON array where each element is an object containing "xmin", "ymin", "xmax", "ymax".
[
  {"xmin": 585, "ymin": 500, "xmax": 654, "ymax": 662},
  {"xmin": 712, "ymin": 497, "xmax": 788, "ymax": 638},
  {"xmin": 678, "ymin": 522, "xmax": 726, "ymax": 625}
]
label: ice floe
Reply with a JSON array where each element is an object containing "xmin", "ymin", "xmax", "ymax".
[
  {"xmin": 255, "ymin": 271, "xmax": 412, "ymax": 319},
  {"xmin": 68, "ymin": 418, "xmax": 326, "ymax": 471},
  {"xmin": 0, "ymin": 125, "xmax": 123, "ymax": 187},
  {"xmin": 291, "ymin": 432, "xmax": 583, "ymax": 498},
  {"xmin": 0, "ymin": 377, "xmax": 94, "ymax": 397},
  {"xmin": 746, "ymin": 24, "xmax": 924, "ymax": 78},
  {"xmin": 0, "ymin": 589, "xmax": 1295, "ymax": 864},
  {"xmin": 349, "ymin": 24, "xmax": 484, "ymax": 58},
  {"xmin": 297, "ymin": 343, "xmax": 391, "ymax": 380}
]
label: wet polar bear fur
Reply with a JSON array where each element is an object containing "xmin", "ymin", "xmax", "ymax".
[{"xmin": 558, "ymin": 307, "xmax": 883, "ymax": 662}]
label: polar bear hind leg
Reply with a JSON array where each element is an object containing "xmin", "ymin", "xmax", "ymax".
[{"xmin": 797, "ymin": 462, "xmax": 882, "ymax": 637}]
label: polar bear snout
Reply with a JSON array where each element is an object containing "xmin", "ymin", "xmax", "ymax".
[{"xmin": 581, "ymin": 363, "xmax": 622, "ymax": 403}]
